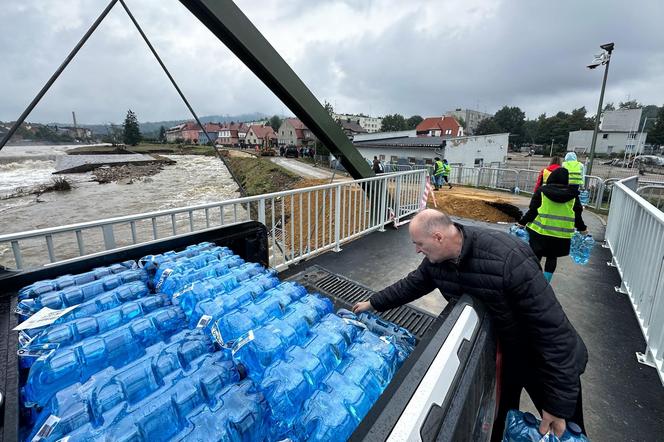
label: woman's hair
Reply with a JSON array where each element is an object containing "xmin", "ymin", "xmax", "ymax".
[{"xmin": 550, "ymin": 156, "xmax": 561, "ymax": 166}]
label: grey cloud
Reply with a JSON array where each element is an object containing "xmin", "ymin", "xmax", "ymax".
[{"xmin": 1, "ymin": 0, "xmax": 663, "ymax": 124}]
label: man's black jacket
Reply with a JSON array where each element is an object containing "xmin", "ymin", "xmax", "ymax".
[{"xmin": 369, "ymin": 223, "xmax": 588, "ymax": 419}]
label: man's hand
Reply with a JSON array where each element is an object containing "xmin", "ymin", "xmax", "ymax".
[
  {"xmin": 352, "ymin": 300, "xmax": 373, "ymax": 314},
  {"xmin": 539, "ymin": 410, "xmax": 566, "ymax": 438}
]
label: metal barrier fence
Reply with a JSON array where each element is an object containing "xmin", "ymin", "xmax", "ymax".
[
  {"xmin": 0, "ymin": 170, "xmax": 427, "ymax": 271},
  {"xmin": 605, "ymin": 176, "xmax": 664, "ymax": 385},
  {"xmin": 637, "ymin": 185, "xmax": 664, "ymax": 211}
]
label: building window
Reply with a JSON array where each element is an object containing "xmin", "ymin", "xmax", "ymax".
[
  {"xmin": 390, "ymin": 156, "xmax": 398, "ymax": 163},
  {"xmin": 602, "ymin": 134, "xmax": 609, "ymax": 139},
  {"xmin": 424, "ymin": 158, "xmax": 433, "ymax": 164},
  {"xmin": 628, "ymin": 133, "xmax": 637, "ymax": 139},
  {"xmin": 607, "ymin": 146, "xmax": 614, "ymax": 154},
  {"xmin": 474, "ymin": 158, "xmax": 484, "ymax": 167},
  {"xmin": 408, "ymin": 157, "xmax": 416, "ymax": 164},
  {"xmin": 379, "ymin": 155, "xmax": 385, "ymax": 161},
  {"xmin": 445, "ymin": 129, "xmax": 452, "ymax": 135},
  {"xmin": 626, "ymin": 144, "xmax": 635, "ymax": 152}
]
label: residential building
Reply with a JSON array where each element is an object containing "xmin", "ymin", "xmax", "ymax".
[
  {"xmin": 332, "ymin": 113, "xmax": 383, "ymax": 133},
  {"xmin": 277, "ymin": 118, "xmax": 316, "ymax": 147},
  {"xmin": 444, "ymin": 108, "xmax": 493, "ymax": 135},
  {"xmin": 416, "ymin": 116, "xmax": 464, "ymax": 137},
  {"xmin": 165, "ymin": 122, "xmax": 200, "ymax": 143},
  {"xmin": 245, "ymin": 124, "xmax": 277, "ymax": 147},
  {"xmin": 337, "ymin": 119, "xmax": 367, "ymax": 138},
  {"xmin": 196, "ymin": 123, "xmax": 224, "ymax": 144},
  {"xmin": 353, "ymin": 133, "xmax": 508, "ymax": 168},
  {"xmin": 217, "ymin": 123, "xmax": 249, "ymax": 147},
  {"xmin": 567, "ymin": 130, "xmax": 648, "ymax": 155}
]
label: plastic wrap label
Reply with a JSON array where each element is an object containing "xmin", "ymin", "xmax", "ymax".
[
  {"xmin": 31, "ymin": 415, "xmax": 60, "ymax": 441},
  {"xmin": 14, "ymin": 305, "xmax": 79, "ymax": 331},
  {"xmin": 196, "ymin": 315, "xmax": 212, "ymax": 329},
  {"xmin": 155, "ymin": 268, "xmax": 174, "ymax": 291},
  {"xmin": 211, "ymin": 322, "xmax": 225, "ymax": 346},
  {"xmin": 342, "ymin": 317, "xmax": 368, "ymax": 330},
  {"xmin": 232, "ymin": 330, "xmax": 254, "ymax": 355}
]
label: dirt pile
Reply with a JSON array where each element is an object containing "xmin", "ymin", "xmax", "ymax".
[{"xmin": 428, "ymin": 187, "xmax": 523, "ymax": 223}]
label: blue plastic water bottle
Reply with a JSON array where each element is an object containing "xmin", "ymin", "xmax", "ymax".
[
  {"xmin": 502, "ymin": 410, "xmax": 556, "ymax": 442},
  {"xmin": 60, "ymin": 354, "xmax": 244, "ymax": 442},
  {"xmin": 579, "ymin": 189, "xmax": 590, "ymax": 206},
  {"xmin": 24, "ymin": 295, "xmax": 170, "ymax": 350},
  {"xmin": 27, "ymin": 329, "xmax": 216, "ymax": 441},
  {"xmin": 22, "ymin": 306, "xmax": 186, "ymax": 407},
  {"xmin": 570, "ymin": 232, "xmax": 594, "ymax": 265},
  {"xmin": 260, "ymin": 346, "xmax": 328, "ymax": 437},
  {"xmin": 509, "ymin": 225, "xmax": 530, "ymax": 243},
  {"xmin": 232, "ymin": 322, "xmax": 300, "ymax": 379},
  {"xmin": 297, "ymin": 371, "xmax": 373, "ymax": 442}
]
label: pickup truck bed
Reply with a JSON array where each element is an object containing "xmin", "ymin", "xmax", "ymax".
[{"xmin": 0, "ymin": 222, "xmax": 497, "ymax": 441}]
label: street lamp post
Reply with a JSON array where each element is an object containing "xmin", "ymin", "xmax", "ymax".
[{"xmin": 587, "ymin": 42, "xmax": 614, "ymax": 176}]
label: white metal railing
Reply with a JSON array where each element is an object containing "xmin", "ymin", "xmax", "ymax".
[
  {"xmin": 0, "ymin": 170, "xmax": 427, "ymax": 270},
  {"xmin": 605, "ymin": 176, "xmax": 664, "ymax": 385}
]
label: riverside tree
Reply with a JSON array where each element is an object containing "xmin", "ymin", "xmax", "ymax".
[{"xmin": 122, "ymin": 109, "xmax": 141, "ymax": 146}]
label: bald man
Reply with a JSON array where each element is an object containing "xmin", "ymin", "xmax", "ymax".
[{"xmin": 353, "ymin": 209, "xmax": 587, "ymax": 440}]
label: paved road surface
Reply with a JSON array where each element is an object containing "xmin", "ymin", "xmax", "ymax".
[{"xmin": 270, "ymin": 157, "xmax": 341, "ymax": 180}]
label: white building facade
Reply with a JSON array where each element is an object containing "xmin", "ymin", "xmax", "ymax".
[
  {"xmin": 353, "ymin": 133, "xmax": 509, "ymax": 168},
  {"xmin": 567, "ymin": 130, "xmax": 648, "ymax": 155}
]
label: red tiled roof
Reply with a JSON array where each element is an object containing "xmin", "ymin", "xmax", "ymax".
[
  {"xmin": 250, "ymin": 125, "xmax": 276, "ymax": 139},
  {"xmin": 285, "ymin": 118, "xmax": 307, "ymax": 130},
  {"xmin": 415, "ymin": 116, "xmax": 461, "ymax": 134}
]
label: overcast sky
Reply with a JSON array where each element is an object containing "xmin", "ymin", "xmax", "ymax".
[{"xmin": 1, "ymin": 0, "xmax": 663, "ymax": 125}]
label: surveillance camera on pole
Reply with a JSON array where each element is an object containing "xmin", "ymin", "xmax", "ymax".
[{"xmin": 586, "ymin": 42, "xmax": 615, "ymax": 176}]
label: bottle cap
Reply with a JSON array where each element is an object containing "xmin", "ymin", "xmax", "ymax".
[
  {"xmin": 567, "ymin": 421, "xmax": 582, "ymax": 435},
  {"xmin": 523, "ymin": 412, "xmax": 538, "ymax": 426}
]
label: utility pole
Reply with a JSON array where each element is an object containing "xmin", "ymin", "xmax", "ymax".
[
  {"xmin": 550, "ymin": 138, "xmax": 554, "ymax": 157},
  {"xmin": 587, "ymin": 42, "xmax": 614, "ymax": 176}
]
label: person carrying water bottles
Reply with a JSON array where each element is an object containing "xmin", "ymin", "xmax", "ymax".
[
  {"xmin": 562, "ymin": 152, "xmax": 584, "ymax": 191},
  {"xmin": 517, "ymin": 167, "xmax": 587, "ymax": 283}
]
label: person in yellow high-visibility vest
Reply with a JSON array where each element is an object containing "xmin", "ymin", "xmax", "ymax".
[
  {"xmin": 562, "ymin": 152, "xmax": 584, "ymax": 191},
  {"xmin": 518, "ymin": 167, "xmax": 587, "ymax": 283}
]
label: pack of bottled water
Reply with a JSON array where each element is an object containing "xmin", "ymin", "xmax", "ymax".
[
  {"xmin": 509, "ymin": 225, "xmax": 530, "ymax": 243},
  {"xmin": 579, "ymin": 189, "xmax": 590, "ymax": 206},
  {"xmin": 16, "ymin": 241, "xmax": 415, "ymax": 441},
  {"xmin": 503, "ymin": 410, "xmax": 589, "ymax": 442},
  {"xmin": 570, "ymin": 232, "xmax": 595, "ymax": 265}
]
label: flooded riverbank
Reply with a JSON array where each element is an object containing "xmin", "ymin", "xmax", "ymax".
[{"xmin": 0, "ymin": 144, "xmax": 240, "ymax": 267}]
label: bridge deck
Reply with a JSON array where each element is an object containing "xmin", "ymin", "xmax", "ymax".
[{"xmin": 282, "ymin": 210, "xmax": 664, "ymax": 441}]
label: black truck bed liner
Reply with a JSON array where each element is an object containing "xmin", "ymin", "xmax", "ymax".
[{"xmin": 0, "ymin": 222, "xmax": 495, "ymax": 441}]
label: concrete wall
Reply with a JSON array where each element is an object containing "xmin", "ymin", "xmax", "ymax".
[
  {"xmin": 445, "ymin": 109, "xmax": 492, "ymax": 135},
  {"xmin": 354, "ymin": 133, "xmax": 508, "ymax": 167},
  {"xmin": 568, "ymin": 130, "xmax": 648, "ymax": 154}
]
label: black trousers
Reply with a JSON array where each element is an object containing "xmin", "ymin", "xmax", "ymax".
[
  {"xmin": 535, "ymin": 253, "xmax": 558, "ymax": 273},
  {"xmin": 490, "ymin": 357, "xmax": 586, "ymax": 441}
]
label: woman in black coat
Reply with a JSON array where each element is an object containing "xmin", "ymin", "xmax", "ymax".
[{"xmin": 518, "ymin": 167, "xmax": 587, "ymax": 282}]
